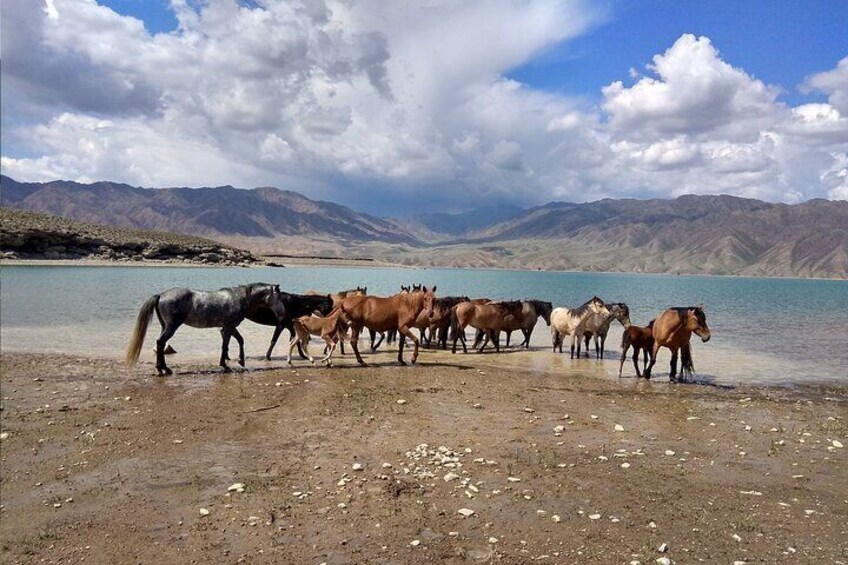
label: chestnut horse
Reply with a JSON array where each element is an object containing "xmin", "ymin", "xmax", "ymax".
[
  {"xmin": 643, "ymin": 307, "xmax": 711, "ymax": 382},
  {"xmin": 339, "ymin": 286, "xmax": 437, "ymax": 366},
  {"xmin": 618, "ymin": 320, "xmax": 654, "ymax": 378}
]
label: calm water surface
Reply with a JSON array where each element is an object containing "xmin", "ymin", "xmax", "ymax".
[{"xmin": 1, "ymin": 265, "xmax": 846, "ymax": 386}]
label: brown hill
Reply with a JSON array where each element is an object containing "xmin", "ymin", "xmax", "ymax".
[
  {"xmin": 0, "ymin": 207, "xmax": 259, "ymax": 265},
  {"xmin": 2, "ymin": 175, "xmax": 846, "ymax": 278}
]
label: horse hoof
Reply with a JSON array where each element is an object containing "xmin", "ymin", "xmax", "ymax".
[
  {"xmin": 221, "ymin": 367, "xmax": 232, "ymax": 374},
  {"xmin": 238, "ymin": 360, "xmax": 245, "ymax": 367}
]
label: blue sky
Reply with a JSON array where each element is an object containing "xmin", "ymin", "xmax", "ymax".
[
  {"xmin": 3, "ymin": 0, "xmax": 847, "ymax": 214},
  {"xmin": 508, "ymin": 0, "xmax": 848, "ymax": 107}
]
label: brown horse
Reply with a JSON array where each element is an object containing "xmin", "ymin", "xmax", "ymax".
[
  {"xmin": 618, "ymin": 320, "xmax": 654, "ymax": 378},
  {"xmin": 339, "ymin": 286, "xmax": 437, "ymax": 366},
  {"xmin": 643, "ymin": 307, "xmax": 711, "ymax": 382},
  {"xmin": 451, "ymin": 300, "xmax": 523, "ymax": 354},
  {"xmin": 427, "ymin": 296, "xmax": 471, "ymax": 349}
]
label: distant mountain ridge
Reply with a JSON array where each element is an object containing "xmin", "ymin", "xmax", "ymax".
[
  {"xmin": 1, "ymin": 175, "xmax": 417, "ymax": 244},
  {"xmin": 2, "ymin": 175, "xmax": 846, "ymax": 278}
]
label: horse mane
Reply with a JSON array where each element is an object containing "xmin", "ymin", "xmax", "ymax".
[
  {"xmin": 527, "ymin": 299, "xmax": 552, "ymax": 314},
  {"xmin": 492, "ymin": 300, "xmax": 523, "ymax": 316},
  {"xmin": 670, "ymin": 306, "xmax": 704, "ymax": 325},
  {"xmin": 569, "ymin": 299, "xmax": 593, "ymax": 317},
  {"xmin": 436, "ymin": 296, "xmax": 468, "ymax": 309}
]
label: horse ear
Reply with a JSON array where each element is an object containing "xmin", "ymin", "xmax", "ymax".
[
  {"xmin": 696, "ymin": 303, "xmax": 704, "ymax": 310},
  {"xmin": 432, "ymin": 285, "xmax": 436, "ymax": 292}
]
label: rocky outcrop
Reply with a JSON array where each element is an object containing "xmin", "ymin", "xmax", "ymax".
[{"xmin": 0, "ymin": 208, "xmax": 261, "ymax": 266}]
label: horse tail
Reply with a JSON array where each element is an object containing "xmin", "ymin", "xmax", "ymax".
[
  {"xmin": 126, "ymin": 294, "xmax": 159, "ymax": 366},
  {"xmin": 620, "ymin": 327, "xmax": 632, "ymax": 354},
  {"xmin": 680, "ymin": 343, "xmax": 694, "ymax": 377},
  {"xmin": 449, "ymin": 307, "xmax": 460, "ymax": 342}
]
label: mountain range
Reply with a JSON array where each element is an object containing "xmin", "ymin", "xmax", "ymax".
[{"xmin": 2, "ymin": 175, "xmax": 846, "ymax": 278}]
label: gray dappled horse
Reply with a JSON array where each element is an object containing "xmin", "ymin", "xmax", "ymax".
[
  {"xmin": 126, "ymin": 283, "xmax": 285, "ymax": 375},
  {"xmin": 582, "ymin": 302, "xmax": 632, "ymax": 359}
]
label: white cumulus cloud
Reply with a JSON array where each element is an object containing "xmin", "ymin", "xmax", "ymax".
[{"xmin": 1, "ymin": 2, "xmax": 847, "ymax": 213}]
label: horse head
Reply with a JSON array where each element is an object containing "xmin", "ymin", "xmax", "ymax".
[
  {"xmin": 611, "ymin": 303, "xmax": 632, "ymax": 327},
  {"xmin": 421, "ymin": 285, "xmax": 437, "ymax": 319},
  {"xmin": 687, "ymin": 306, "xmax": 711, "ymax": 342},
  {"xmin": 250, "ymin": 283, "xmax": 286, "ymax": 321},
  {"xmin": 588, "ymin": 296, "xmax": 610, "ymax": 317},
  {"xmin": 536, "ymin": 301, "xmax": 553, "ymax": 326}
]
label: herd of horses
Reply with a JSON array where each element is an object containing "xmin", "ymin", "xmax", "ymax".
[{"xmin": 125, "ymin": 283, "xmax": 711, "ymax": 382}]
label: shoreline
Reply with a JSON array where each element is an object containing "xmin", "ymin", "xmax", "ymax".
[
  {"xmin": 2, "ymin": 256, "xmax": 845, "ymax": 281},
  {"xmin": 1, "ymin": 351, "xmax": 845, "ymax": 563}
]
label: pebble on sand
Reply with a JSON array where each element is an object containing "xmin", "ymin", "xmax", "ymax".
[
  {"xmin": 832, "ymin": 439, "xmax": 843, "ymax": 448},
  {"xmin": 199, "ymin": 508, "xmax": 210, "ymax": 516},
  {"xmin": 410, "ymin": 540, "xmax": 420, "ymax": 547},
  {"xmin": 658, "ymin": 542, "xmax": 668, "ymax": 552},
  {"xmin": 352, "ymin": 463, "xmax": 364, "ymax": 471},
  {"xmin": 458, "ymin": 508, "xmax": 475, "ymax": 517},
  {"xmin": 396, "ymin": 399, "xmax": 407, "ymax": 405},
  {"xmin": 551, "ymin": 515, "xmax": 561, "ymax": 523},
  {"xmin": 228, "ymin": 483, "xmax": 246, "ymax": 493},
  {"xmin": 614, "ymin": 424, "xmax": 625, "ymax": 432}
]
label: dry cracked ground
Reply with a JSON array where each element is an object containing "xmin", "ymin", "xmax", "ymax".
[{"xmin": 1, "ymin": 350, "xmax": 847, "ymax": 564}]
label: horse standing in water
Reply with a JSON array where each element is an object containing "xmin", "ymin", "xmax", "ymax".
[
  {"xmin": 582, "ymin": 302, "xmax": 632, "ymax": 359},
  {"xmin": 550, "ymin": 297, "xmax": 611, "ymax": 359},
  {"xmin": 250, "ymin": 291, "xmax": 335, "ymax": 360},
  {"xmin": 618, "ymin": 320, "xmax": 654, "ymax": 378},
  {"xmin": 451, "ymin": 300, "xmax": 524, "ymax": 354},
  {"xmin": 340, "ymin": 286, "xmax": 437, "ymax": 366},
  {"xmin": 126, "ymin": 283, "xmax": 285, "ymax": 375},
  {"xmin": 505, "ymin": 300, "xmax": 553, "ymax": 349},
  {"xmin": 643, "ymin": 307, "xmax": 711, "ymax": 382}
]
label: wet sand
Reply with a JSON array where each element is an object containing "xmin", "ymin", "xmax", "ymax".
[{"xmin": 1, "ymin": 347, "xmax": 846, "ymax": 565}]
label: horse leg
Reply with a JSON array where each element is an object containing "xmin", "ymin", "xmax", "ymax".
[
  {"xmin": 156, "ymin": 322, "xmax": 179, "ymax": 376},
  {"xmin": 552, "ymin": 330, "xmax": 559, "ymax": 353},
  {"xmin": 219, "ymin": 328, "xmax": 233, "ymax": 372},
  {"xmin": 632, "ymin": 347, "xmax": 642, "ymax": 378},
  {"xmin": 399, "ymin": 326, "xmax": 420, "ymax": 365},
  {"xmin": 594, "ymin": 334, "xmax": 601, "ymax": 359},
  {"xmin": 493, "ymin": 330, "xmax": 501, "ymax": 353},
  {"xmin": 644, "ymin": 342, "xmax": 660, "ymax": 380},
  {"xmin": 286, "ymin": 334, "xmax": 299, "ymax": 365},
  {"xmin": 350, "ymin": 327, "xmax": 367, "ymax": 366},
  {"xmin": 265, "ymin": 324, "xmax": 285, "ymax": 360},
  {"xmin": 570, "ymin": 333, "xmax": 577, "ymax": 359},
  {"xmin": 231, "ymin": 327, "xmax": 246, "ymax": 367},
  {"xmin": 452, "ymin": 322, "xmax": 468, "ymax": 354},
  {"xmin": 600, "ymin": 333, "xmax": 607, "ymax": 359},
  {"xmin": 320, "ymin": 336, "xmax": 337, "ymax": 366},
  {"xmin": 505, "ymin": 331, "xmax": 512, "ymax": 348},
  {"xmin": 669, "ymin": 347, "xmax": 679, "ymax": 383},
  {"xmin": 618, "ymin": 341, "xmax": 629, "ymax": 378}
]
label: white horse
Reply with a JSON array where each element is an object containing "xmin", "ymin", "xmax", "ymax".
[{"xmin": 550, "ymin": 296, "xmax": 610, "ymax": 359}]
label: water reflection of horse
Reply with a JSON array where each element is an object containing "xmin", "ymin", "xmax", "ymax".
[
  {"xmin": 643, "ymin": 307, "xmax": 711, "ymax": 382},
  {"xmin": 126, "ymin": 283, "xmax": 285, "ymax": 375},
  {"xmin": 339, "ymin": 286, "xmax": 437, "ymax": 366}
]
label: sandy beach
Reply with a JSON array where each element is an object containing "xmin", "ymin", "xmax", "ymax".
[{"xmin": 1, "ymin": 348, "xmax": 846, "ymax": 564}]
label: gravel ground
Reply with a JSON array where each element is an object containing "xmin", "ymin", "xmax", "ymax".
[{"xmin": 1, "ymin": 350, "xmax": 846, "ymax": 564}]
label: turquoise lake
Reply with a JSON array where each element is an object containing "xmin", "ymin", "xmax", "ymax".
[{"xmin": 1, "ymin": 265, "xmax": 846, "ymax": 387}]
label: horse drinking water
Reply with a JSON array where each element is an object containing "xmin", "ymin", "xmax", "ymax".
[{"xmin": 126, "ymin": 283, "xmax": 285, "ymax": 375}]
